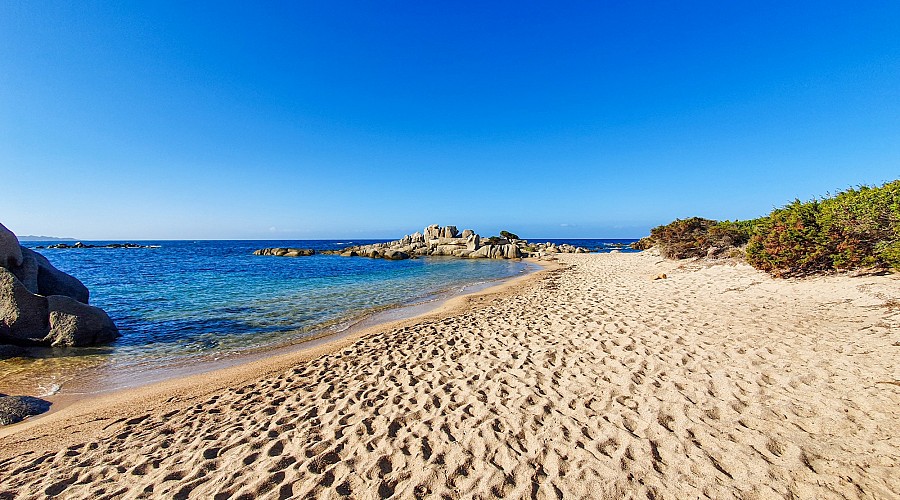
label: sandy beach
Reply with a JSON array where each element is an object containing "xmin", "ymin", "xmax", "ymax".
[{"xmin": 1, "ymin": 252, "xmax": 898, "ymax": 499}]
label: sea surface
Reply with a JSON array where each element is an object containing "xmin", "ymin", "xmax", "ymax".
[{"xmin": 2, "ymin": 239, "xmax": 635, "ymax": 396}]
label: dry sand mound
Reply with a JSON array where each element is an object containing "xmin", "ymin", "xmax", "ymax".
[{"xmin": 0, "ymin": 252, "xmax": 898, "ymax": 499}]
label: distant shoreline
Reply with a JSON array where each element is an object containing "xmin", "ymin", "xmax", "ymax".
[{"xmin": 16, "ymin": 236, "xmax": 77, "ymax": 242}]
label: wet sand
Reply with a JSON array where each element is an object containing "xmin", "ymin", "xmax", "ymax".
[{"xmin": 1, "ymin": 252, "xmax": 898, "ymax": 499}]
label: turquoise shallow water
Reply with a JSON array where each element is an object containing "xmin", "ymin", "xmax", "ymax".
[
  {"xmin": 3, "ymin": 240, "xmax": 535, "ymax": 394},
  {"xmin": 3, "ymin": 239, "xmax": 634, "ymax": 395}
]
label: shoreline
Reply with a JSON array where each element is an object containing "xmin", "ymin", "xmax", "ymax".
[
  {"xmin": 0, "ymin": 257, "xmax": 540, "ymax": 402},
  {"xmin": 0, "ymin": 257, "xmax": 560, "ymax": 448}
]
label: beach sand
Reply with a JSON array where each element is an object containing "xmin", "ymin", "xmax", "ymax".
[{"xmin": 1, "ymin": 252, "xmax": 898, "ymax": 499}]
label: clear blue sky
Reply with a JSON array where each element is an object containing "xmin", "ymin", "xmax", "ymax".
[{"xmin": 1, "ymin": 2, "xmax": 898, "ymax": 239}]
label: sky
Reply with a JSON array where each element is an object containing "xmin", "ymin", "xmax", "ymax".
[{"xmin": 1, "ymin": 2, "xmax": 898, "ymax": 240}]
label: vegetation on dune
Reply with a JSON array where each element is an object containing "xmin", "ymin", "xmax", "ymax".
[
  {"xmin": 633, "ymin": 180, "xmax": 900, "ymax": 277},
  {"xmin": 646, "ymin": 217, "xmax": 752, "ymax": 259}
]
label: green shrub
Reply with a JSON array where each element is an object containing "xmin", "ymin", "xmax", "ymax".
[
  {"xmin": 709, "ymin": 220, "xmax": 753, "ymax": 247},
  {"xmin": 745, "ymin": 200, "xmax": 831, "ymax": 276},
  {"xmin": 630, "ymin": 237, "xmax": 654, "ymax": 250},
  {"xmin": 500, "ymin": 230, "xmax": 520, "ymax": 240},
  {"xmin": 643, "ymin": 217, "xmax": 752, "ymax": 259},
  {"xmin": 637, "ymin": 179, "xmax": 900, "ymax": 277},
  {"xmin": 819, "ymin": 181, "xmax": 900, "ymax": 270},
  {"xmin": 649, "ymin": 217, "xmax": 717, "ymax": 258},
  {"xmin": 745, "ymin": 180, "xmax": 900, "ymax": 276}
]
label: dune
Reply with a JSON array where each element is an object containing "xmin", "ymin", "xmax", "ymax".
[{"xmin": 0, "ymin": 252, "xmax": 898, "ymax": 499}]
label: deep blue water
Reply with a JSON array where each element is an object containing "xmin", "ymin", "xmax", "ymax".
[{"xmin": 6, "ymin": 238, "xmax": 634, "ymax": 393}]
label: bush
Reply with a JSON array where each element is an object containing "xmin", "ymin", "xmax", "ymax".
[
  {"xmin": 709, "ymin": 219, "xmax": 754, "ymax": 248},
  {"xmin": 500, "ymin": 230, "xmax": 520, "ymax": 240},
  {"xmin": 636, "ymin": 179, "xmax": 900, "ymax": 277},
  {"xmin": 742, "ymin": 180, "xmax": 900, "ymax": 276},
  {"xmin": 630, "ymin": 237, "xmax": 654, "ymax": 250},
  {"xmin": 649, "ymin": 217, "xmax": 716, "ymax": 258},
  {"xmin": 644, "ymin": 217, "xmax": 752, "ymax": 259},
  {"xmin": 745, "ymin": 200, "xmax": 831, "ymax": 276},
  {"xmin": 819, "ymin": 182, "xmax": 900, "ymax": 270}
]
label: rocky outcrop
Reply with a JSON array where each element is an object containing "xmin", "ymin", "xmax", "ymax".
[
  {"xmin": 0, "ymin": 222, "xmax": 119, "ymax": 347},
  {"xmin": 253, "ymin": 248, "xmax": 316, "ymax": 257},
  {"xmin": 0, "ymin": 224, "xmax": 23, "ymax": 269},
  {"xmin": 327, "ymin": 225, "xmax": 590, "ymax": 261}
]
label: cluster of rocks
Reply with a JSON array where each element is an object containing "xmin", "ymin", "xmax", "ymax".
[
  {"xmin": 326, "ymin": 225, "xmax": 591, "ymax": 260},
  {"xmin": 1, "ymin": 223, "xmax": 120, "ymax": 349},
  {"xmin": 253, "ymin": 248, "xmax": 316, "ymax": 257},
  {"xmin": 37, "ymin": 242, "xmax": 158, "ymax": 249}
]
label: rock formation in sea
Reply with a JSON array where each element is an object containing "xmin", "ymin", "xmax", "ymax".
[
  {"xmin": 253, "ymin": 248, "xmax": 316, "ymax": 257},
  {"xmin": 326, "ymin": 224, "xmax": 591, "ymax": 260},
  {"xmin": 0, "ymin": 222, "xmax": 120, "ymax": 347}
]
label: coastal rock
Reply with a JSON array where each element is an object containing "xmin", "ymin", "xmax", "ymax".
[
  {"xmin": 30, "ymin": 249, "xmax": 90, "ymax": 303},
  {"xmin": 0, "ymin": 268, "xmax": 50, "ymax": 344},
  {"xmin": 336, "ymin": 224, "xmax": 591, "ymax": 261},
  {"xmin": 424, "ymin": 225, "xmax": 441, "ymax": 241},
  {"xmin": 253, "ymin": 248, "xmax": 316, "ymax": 257},
  {"xmin": 0, "ymin": 223, "xmax": 23, "ymax": 269},
  {"xmin": 46, "ymin": 295, "xmax": 120, "ymax": 346},
  {"xmin": 0, "ymin": 394, "xmax": 51, "ymax": 425},
  {"xmin": 382, "ymin": 250, "xmax": 410, "ymax": 260},
  {"xmin": 9, "ymin": 247, "xmax": 40, "ymax": 293},
  {"xmin": 0, "ymin": 224, "xmax": 119, "ymax": 347},
  {"xmin": 5, "ymin": 248, "xmax": 91, "ymax": 303},
  {"xmin": 471, "ymin": 245, "xmax": 493, "ymax": 258}
]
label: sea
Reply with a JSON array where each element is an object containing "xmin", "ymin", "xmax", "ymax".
[{"xmin": 2, "ymin": 239, "xmax": 636, "ymax": 397}]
